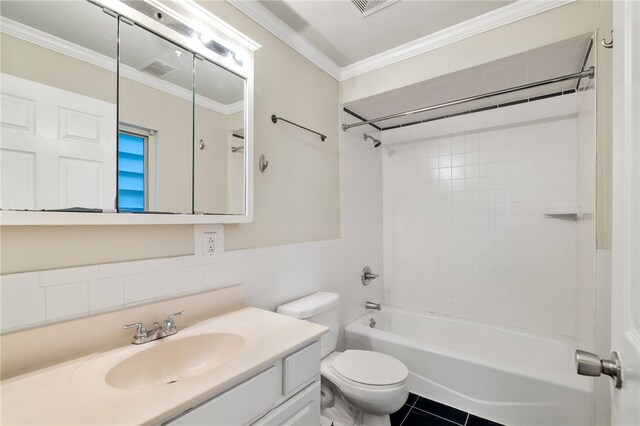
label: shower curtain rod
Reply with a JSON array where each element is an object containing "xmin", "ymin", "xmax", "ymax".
[{"xmin": 341, "ymin": 67, "xmax": 594, "ymax": 131}]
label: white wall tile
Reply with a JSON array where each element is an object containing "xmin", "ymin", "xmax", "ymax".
[
  {"xmin": 99, "ymin": 261, "xmax": 146, "ymax": 279},
  {"xmin": 41, "ymin": 266, "xmax": 99, "ymax": 287},
  {"xmin": 181, "ymin": 266, "xmax": 205, "ymax": 294},
  {"xmin": 0, "ymin": 272, "xmax": 40, "ymax": 293},
  {"xmin": 155, "ymin": 269, "xmax": 181, "ymax": 298},
  {"xmin": 46, "ymin": 282, "xmax": 88, "ymax": 320},
  {"xmin": 382, "ymin": 94, "xmax": 583, "ymax": 338},
  {"xmin": 88, "ymin": 277, "xmax": 124, "ymax": 312},
  {"xmin": 1, "ymin": 288, "xmax": 45, "ymax": 331},
  {"xmin": 124, "ymin": 273, "xmax": 155, "ymax": 305}
]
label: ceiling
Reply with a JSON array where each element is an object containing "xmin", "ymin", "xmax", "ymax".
[
  {"xmin": 343, "ymin": 33, "xmax": 593, "ymax": 130},
  {"xmin": 257, "ymin": 0, "xmax": 514, "ymax": 67}
]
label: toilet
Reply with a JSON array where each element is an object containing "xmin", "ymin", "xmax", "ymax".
[{"xmin": 277, "ymin": 292, "xmax": 408, "ymax": 425}]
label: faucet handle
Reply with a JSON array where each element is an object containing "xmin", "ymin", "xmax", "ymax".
[
  {"xmin": 165, "ymin": 310, "xmax": 185, "ymax": 332},
  {"xmin": 123, "ymin": 322, "xmax": 147, "ymax": 338}
]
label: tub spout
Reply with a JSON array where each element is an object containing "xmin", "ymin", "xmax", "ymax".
[{"xmin": 366, "ymin": 301, "xmax": 381, "ymax": 311}]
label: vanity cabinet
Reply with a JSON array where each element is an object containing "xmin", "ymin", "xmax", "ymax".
[
  {"xmin": 165, "ymin": 341, "xmax": 321, "ymax": 426},
  {"xmin": 252, "ymin": 381, "xmax": 320, "ymax": 426}
]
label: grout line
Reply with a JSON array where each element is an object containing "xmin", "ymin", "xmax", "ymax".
[
  {"xmin": 411, "ymin": 405, "xmax": 465, "ymax": 425},
  {"xmin": 398, "ymin": 395, "xmax": 419, "ymax": 426},
  {"xmin": 397, "ymin": 406, "xmax": 411, "ymax": 426},
  {"xmin": 464, "ymin": 412, "xmax": 470, "ymax": 425}
]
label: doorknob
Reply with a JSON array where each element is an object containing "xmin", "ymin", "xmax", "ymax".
[{"xmin": 575, "ymin": 350, "xmax": 622, "ymax": 389}]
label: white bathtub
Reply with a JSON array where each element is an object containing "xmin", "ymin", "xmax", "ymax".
[{"xmin": 344, "ymin": 306, "xmax": 592, "ymax": 426}]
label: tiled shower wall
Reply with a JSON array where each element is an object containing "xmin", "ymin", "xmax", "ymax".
[
  {"xmin": 381, "ymin": 94, "xmax": 583, "ymax": 338},
  {"xmin": 0, "ymin": 112, "xmax": 383, "ymax": 334}
]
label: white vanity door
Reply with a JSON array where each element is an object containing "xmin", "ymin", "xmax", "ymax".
[
  {"xmin": 0, "ymin": 73, "xmax": 116, "ymax": 210},
  {"xmin": 166, "ymin": 366, "xmax": 280, "ymax": 426},
  {"xmin": 252, "ymin": 381, "xmax": 320, "ymax": 426}
]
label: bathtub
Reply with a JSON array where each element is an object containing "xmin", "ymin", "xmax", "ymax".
[{"xmin": 344, "ymin": 306, "xmax": 592, "ymax": 426}]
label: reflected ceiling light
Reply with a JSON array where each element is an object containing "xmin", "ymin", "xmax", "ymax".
[{"xmin": 199, "ymin": 32, "xmax": 212, "ymax": 44}]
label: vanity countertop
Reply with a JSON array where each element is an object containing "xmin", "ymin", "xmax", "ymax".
[{"xmin": 0, "ymin": 307, "xmax": 327, "ymax": 425}]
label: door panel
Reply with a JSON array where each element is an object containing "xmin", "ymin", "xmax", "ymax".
[
  {"xmin": 611, "ymin": 1, "xmax": 640, "ymax": 424},
  {"xmin": 0, "ymin": 73, "xmax": 116, "ymax": 210}
]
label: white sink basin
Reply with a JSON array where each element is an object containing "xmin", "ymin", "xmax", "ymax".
[{"xmin": 105, "ymin": 333, "xmax": 245, "ymax": 390}]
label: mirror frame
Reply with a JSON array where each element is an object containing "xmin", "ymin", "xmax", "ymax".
[{"xmin": 0, "ymin": 0, "xmax": 259, "ymax": 225}]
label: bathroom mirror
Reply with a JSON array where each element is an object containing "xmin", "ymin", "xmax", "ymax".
[
  {"xmin": 118, "ymin": 19, "xmax": 195, "ymax": 214},
  {"xmin": 0, "ymin": 0, "xmax": 257, "ymax": 224},
  {"xmin": 0, "ymin": 0, "xmax": 118, "ymax": 212},
  {"xmin": 193, "ymin": 57, "xmax": 246, "ymax": 215}
]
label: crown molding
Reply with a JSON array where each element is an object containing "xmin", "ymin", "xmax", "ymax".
[
  {"xmin": 1, "ymin": 16, "xmax": 242, "ymax": 115},
  {"xmin": 339, "ymin": 0, "xmax": 576, "ymax": 80},
  {"xmin": 225, "ymin": 0, "xmax": 574, "ymax": 82},
  {"xmin": 225, "ymin": 0, "xmax": 342, "ymax": 81}
]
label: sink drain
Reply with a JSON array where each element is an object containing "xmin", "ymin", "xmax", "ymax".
[{"xmin": 166, "ymin": 380, "xmax": 178, "ymax": 384}]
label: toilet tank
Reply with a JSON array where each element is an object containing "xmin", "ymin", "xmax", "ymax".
[{"xmin": 277, "ymin": 292, "xmax": 339, "ymax": 358}]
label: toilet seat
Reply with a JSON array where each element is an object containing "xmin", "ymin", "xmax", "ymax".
[{"xmin": 331, "ymin": 350, "xmax": 408, "ymax": 387}]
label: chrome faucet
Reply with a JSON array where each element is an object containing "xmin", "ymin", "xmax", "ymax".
[
  {"xmin": 365, "ymin": 301, "xmax": 381, "ymax": 311},
  {"xmin": 123, "ymin": 311, "xmax": 185, "ymax": 344}
]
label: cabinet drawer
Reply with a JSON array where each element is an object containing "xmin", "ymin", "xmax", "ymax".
[
  {"xmin": 167, "ymin": 366, "xmax": 279, "ymax": 426},
  {"xmin": 282, "ymin": 341, "xmax": 320, "ymax": 395}
]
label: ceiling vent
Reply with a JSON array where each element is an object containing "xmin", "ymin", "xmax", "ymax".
[
  {"xmin": 139, "ymin": 59, "xmax": 179, "ymax": 79},
  {"xmin": 351, "ymin": 0, "xmax": 399, "ymax": 17}
]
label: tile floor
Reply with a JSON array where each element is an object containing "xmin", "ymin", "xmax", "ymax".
[{"xmin": 390, "ymin": 393, "xmax": 504, "ymax": 426}]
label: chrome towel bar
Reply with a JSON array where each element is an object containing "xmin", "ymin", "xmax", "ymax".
[{"xmin": 271, "ymin": 114, "xmax": 327, "ymax": 141}]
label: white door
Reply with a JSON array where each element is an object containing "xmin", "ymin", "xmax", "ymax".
[
  {"xmin": 611, "ymin": 1, "xmax": 640, "ymax": 424},
  {"xmin": 0, "ymin": 73, "xmax": 116, "ymax": 211}
]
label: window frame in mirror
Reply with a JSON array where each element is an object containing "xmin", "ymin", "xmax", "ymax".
[{"xmin": 0, "ymin": 0, "xmax": 259, "ymax": 225}]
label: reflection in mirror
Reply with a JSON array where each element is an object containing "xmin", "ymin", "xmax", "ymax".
[
  {"xmin": 118, "ymin": 19, "xmax": 194, "ymax": 214},
  {"xmin": 0, "ymin": 1, "xmax": 117, "ymax": 211},
  {"xmin": 193, "ymin": 57, "xmax": 246, "ymax": 215}
]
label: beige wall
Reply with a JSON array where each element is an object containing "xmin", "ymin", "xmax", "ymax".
[
  {"xmin": 196, "ymin": 1, "xmax": 341, "ymax": 251},
  {"xmin": 340, "ymin": 0, "xmax": 612, "ymax": 248},
  {"xmin": 0, "ymin": 0, "xmax": 340, "ymax": 274}
]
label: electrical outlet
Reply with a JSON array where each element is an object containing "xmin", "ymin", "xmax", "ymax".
[
  {"xmin": 194, "ymin": 224, "xmax": 223, "ymax": 257},
  {"xmin": 204, "ymin": 232, "xmax": 216, "ymax": 256}
]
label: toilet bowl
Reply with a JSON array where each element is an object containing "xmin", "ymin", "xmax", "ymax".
[
  {"xmin": 322, "ymin": 351, "xmax": 408, "ymax": 415},
  {"xmin": 277, "ymin": 292, "xmax": 409, "ymax": 424}
]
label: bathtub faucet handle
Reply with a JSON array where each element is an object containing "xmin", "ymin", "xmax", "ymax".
[{"xmin": 361, "ymin": 266, "xmax": 380, "ymax": 286}]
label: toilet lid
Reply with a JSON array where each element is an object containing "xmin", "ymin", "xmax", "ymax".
[{"xmin": 332, "ymin": 350, "xmax": 408, "ymax": 386}]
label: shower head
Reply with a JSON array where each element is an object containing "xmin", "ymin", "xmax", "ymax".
[{"xmin": 363, "ymin": 133, "xmax": 382, "ymax": 148}]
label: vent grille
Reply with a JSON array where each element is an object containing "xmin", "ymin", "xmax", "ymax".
[
  {"xmin": 351, "ymin": 0, "xmax": 398, "ymax": 16},
  {"xmin": 139, "ymin": 59, "xmax": 179, "ymax": 78}
]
